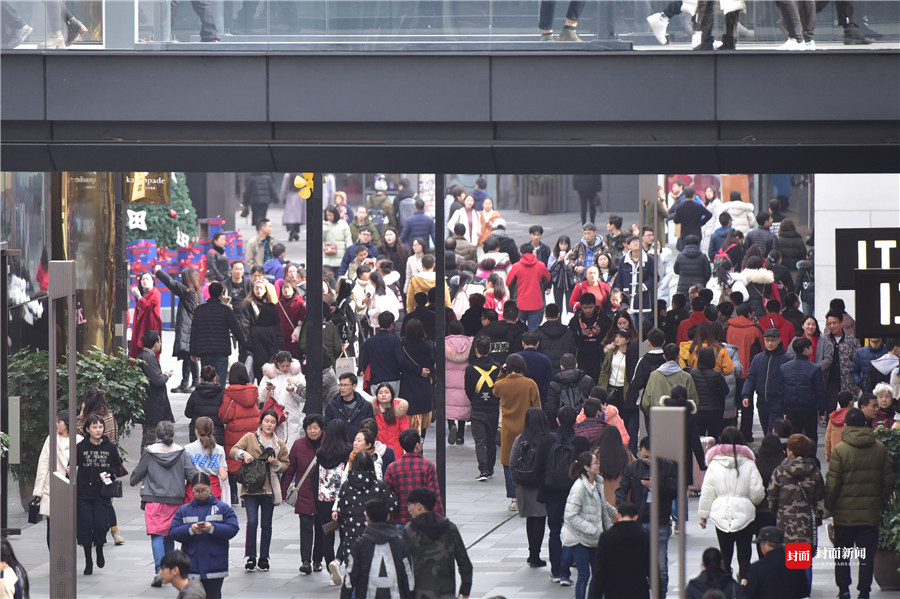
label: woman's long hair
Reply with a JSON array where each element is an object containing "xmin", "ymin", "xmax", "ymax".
[
  {"xmin": 596, "ymin": 426, "xmax": 629, "ymax": 481},
  {"xmin": 181, "ymin": 267, "xmax": 202, "ymax": 297},
  {"xmin": 375, "ymin": 383, "xmax": 397, "ymax": 426},
  {"xmin": 689, "ymin": 321, "xmax": 723, "ymax": 357},
  {"xmin": 723, "ymin": 229, "xmax": 743, "ymax": 251},
  {"xmin": 369, "ymin": 271, "xmax": 387, "ymax": 297},
  {"xmin": 195, "ymin": 416, "xmax": 217, "ymax": 454},
  {"xmin": 379, "ymin": 226, "xmax": 408, "ymax": 265},
  {"xmin": 552, "ymin": 234, "xmax": 572, "ymax": 257},
  {"xmin": 82, "ymin": 388, "xmax": 110, "ymax": 417},
  {"xmin": 595, "ymin": 251, "xmax": 617, "ymax": 279},
  {"xmin": 715, "ymin": 258, "xmax": 733, "ymax": 289},
  {"xmin": 487, "ymin": 273, "xmax": 506, "ymax": 299},
  {"xmin": 755, "ymin": 434, "xmax": 785, "ymax": 486},
  {"xmin": 719, "ymin": 426, "xmax": 746, "ymax": 477},
  {"xmin": 317, "ymin": 419, "xmax": 352, "ymax": 462},
  {"xmin": 568, "ymin": 450, "xmax": 594, "ymax": 480},
  {"xmin": 601, "ymin": 309, "xmax": 638, "ymax": 345},
  {"xmin": 701, "ymin": 547, "xmax": 727, "ymax": 587},
  {"xmin": 741, "ymin": 246, "xmax": 764, "ymax": 271},
  {"xmin": 453, "ymin": 271, "xmax": 475, "ymax": 302},
  {"xmin": 522, "ymin": 407, "xmax": 549, "ymax": 446}
]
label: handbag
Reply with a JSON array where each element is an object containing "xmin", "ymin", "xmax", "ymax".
[
  {"xmin": 335, "ymin": 350, "xmax": 357, "ymax": 378},
  {"xmin": 100, "ymin": 480, "xmax": 123, "ymax": 499},
  {"xmin": 28, "ymin": 497, "xmax": 43, "ymax": 524},
  {"xmin": 322, "ymin": 519, "xmax": 340, "ymax": 534},
  {"xmin": 285, "ymin": 457, "xmax": 317, "ymax": 508},
  {"xmin": 324, "ymin": 244, "xmax": 338, "ymax": 256}
]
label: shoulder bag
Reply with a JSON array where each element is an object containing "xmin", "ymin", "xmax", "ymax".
[{"xmin": 284, "ymin": 457, "xmax": 317, "ymax": 507}]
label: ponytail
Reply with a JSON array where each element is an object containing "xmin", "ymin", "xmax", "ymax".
[
  {"xmin": 194, "ymin": 416, "xmax": 217, "ymax": 454},
  {"xmin": 568, "ymin": 451, "xmax": 594, "ymax": 480}
]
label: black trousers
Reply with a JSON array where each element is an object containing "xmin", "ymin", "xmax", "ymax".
[
  {"xmin": 575, "ymin": 189, "xmax": 598, "ymax": 225},
  {"xmin": 776, "ymin": 0, "xmax": 816, "ymax": 41},
  {"xmin": 538, "ymin": 1, "xmax": 586, "ymax": 30},
  {"xmin": 716, "ymin": 525, "xmax": 754, "ymax": 580},
  {"xmin": 200, "ymin": 578, "xmax": 224, "ymax": 599},
  {"xmin": 696, "ymin": 410, "xmax": 724, "ymax": 440},
  {"xmin": 785, "ymin": 409, "xmax": 818, "ymax": 446},
  {"xmin": 170, "ymin": 0, "xmax": 218, "ymax": 41},
  {"xmin": 314, "ymin": 499, "xmax": 337, "ymax": 564},
  {"xmin": 299, "ymin": 513, "xmax": 325, "ymax": 565},
  {"xmin": 834, "ymin": 524, "xmax": 877, "ymax": 596},
  {"xmin": 815, "ymin": 1, "xmax": 856, "ymax": 27},
  {"xmin": 526, "ymin": 516, "xmax": 546, "ymax": 561}
]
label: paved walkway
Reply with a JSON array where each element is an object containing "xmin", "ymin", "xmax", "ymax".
[{"xmin": 7, "ymin": 204, "xmax": 892, "ymax": 598}]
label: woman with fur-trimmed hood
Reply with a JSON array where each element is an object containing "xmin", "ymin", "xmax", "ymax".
[
  {"xmin": 369, "ymin": 384, "xmax": 410, "ymax": 459},
  {"xmin": 258, "ymin": 352, "xmax": 305, "ymax": 447},
  {"xmin": 698, "ymin": 426, "xmax": 765, "ymax": 581},
  {"xmin": 742, "ymin": 256, "xmax": 779, "ymax": 318}
]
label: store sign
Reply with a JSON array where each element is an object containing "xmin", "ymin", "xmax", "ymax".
[
  {"xmin": 854, "ymin": 270, "xmax": 900, "ymax": 336},
  {"xmin": 834, "ymin": 228, "xmax": 900, "ymax": 289},
  {"xmin": 124, "ymin": 172, "xmax": 170, "ymax": 205}
]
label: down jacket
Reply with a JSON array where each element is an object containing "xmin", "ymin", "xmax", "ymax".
[
  {"xmin": 721, "ymin": 200, "xmax": 755, "ymax": 234},
  {"xmin": 217, "ymin": 383, "xmax": 260, "ymax": 475},
  {"xmin": 370, "ymin": 397, "xmax": 410, "ymax": 460},
  {"xmin": 825, "ymin": 426, "xmax": 893, "ymax": 528},
  {"xmin": 184, "ymin": 382, "xmax": 225, "ymax": 445},
  {"xmin": 258, "ymin": 360, "xmax": 305, "ymax": 447},
  {"xmin": 445, "ymin": 335, "xmax": 473, "ymax": 421},
  {"xmin": 561, "ymin": 475, "xmax": 617, "ymax": 548},
  {"xmin": 698, "ymin": 443, "xmax": 765, "ymax": 533},
  {"xmin": 170, "ymin": 495, "xmax": 240, "ymax": 580},
  {"xmin": 673, "ymin": 242, "xmax": 712, "ymax": 297}
]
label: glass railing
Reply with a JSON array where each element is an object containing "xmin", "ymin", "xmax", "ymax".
[{"xmin": 2, "ymin": 0, "xmax": 897, "ymax": 51}]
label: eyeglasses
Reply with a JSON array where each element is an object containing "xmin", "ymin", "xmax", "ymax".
[
  {"xmin": 339, "ymin": 382, "xmax": 354, "ymax": 388},
  {"xmin": 192, "ymin": 487, "xmax": 211, "ymax": 495}
]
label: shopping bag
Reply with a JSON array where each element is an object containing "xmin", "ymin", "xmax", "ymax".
[{"xmin": 335, "ymin": 351, "xmax": 357, "ymax": 378}]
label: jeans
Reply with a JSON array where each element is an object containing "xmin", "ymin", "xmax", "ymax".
[
  {"xmin": 503, "ymin": 466, "xmax": 516, "ymax": 499},
  {"xmin": 539, "ymin": 0, "xmax": 586, "ymax": 30},
  {"xmin": 469, "ymin": 409, "xmax": 498, "ymax": 476},
  {"xmin": 201, "ymin": 355, "xmax": 229, "ymax": 387},
  {"xmin": 776, "ymin": 0, "xmax": 816, "ymax": 41},
  {"xmin": 170, "ymin": 0, "xmax": 218, "ymax": 41},
  {"xmin": 834, "ymin": 525, "xmax": 878, "ymax": 596},
  {"xmin": 150, "ymin": 534, "xmax": 174, "ymax": 573},
  {"xmin": 785, "ymin": 409, "xmax": 818, "ymax": 446},
  {"xmin": 520, "ymin": 309, "xmax": 544, "ymax": 331},
  {"xmin": 642, "ymin": 522, "xmax": 672, "ymax": 599},
  {"xmin": 561, "ymin": 544, "xmax": 596, "ymax": 597},
  {"xmin": 715, "ymin": 525, "xmax": 754, "ymax": 580},
  {"xmin": 299, "ymin": 514, "xmax": 324, "ymax": 564},
  {"xmin": 546, "ymin": 501, "xmax": 566, "ymax": 577},
  {"xmin": 244, "ymin": 494, "xmax": 275, "ymax": 559}
]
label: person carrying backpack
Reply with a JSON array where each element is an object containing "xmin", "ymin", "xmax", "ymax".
[
  {"xmin": 509, "ymin": 407, "xmax": 552, "ymax": 568},
  {"xmin": 533, "ymin": 406, "xmax": 590, "ymax": 585},
  {"xmin": 545, "ymin": 353, "xmax": 594, "ymax": 430}
]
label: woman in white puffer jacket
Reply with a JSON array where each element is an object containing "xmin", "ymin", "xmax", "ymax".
[
  {"xmin": 698, "ymin": 426, "xmax": 764, "ymax": 582},
  {"xmin": 258, "ymin": 352, "xmax": 305, "ymax": 446}
]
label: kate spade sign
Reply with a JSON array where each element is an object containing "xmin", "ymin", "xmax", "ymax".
[{"xmin": 124, "ymin": 172, "xmax": 170, "ymax": 205}]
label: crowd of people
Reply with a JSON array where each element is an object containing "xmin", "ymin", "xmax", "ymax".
[{"xmin": 19, "ymin": 176, "xmax": 900, "ymax": 599}]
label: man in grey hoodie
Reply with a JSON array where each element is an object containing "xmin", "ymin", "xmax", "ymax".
[{"xmin": 640, "ymin": 343, "xmax": 698, "ymax": 434}]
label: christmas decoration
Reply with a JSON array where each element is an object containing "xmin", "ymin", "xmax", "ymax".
[
  {"xmin": 175, "ymin": 228, "xmax": 190, "ymax": 248},
  {"xmin": 126, "ymin": 172, "xmax": 199, "ymax": 248},
  {"xmin": 127, "ymin": 209, "xmax": 148, "ymax": 230}
]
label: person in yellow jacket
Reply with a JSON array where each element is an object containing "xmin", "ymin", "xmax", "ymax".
[
  {"xmin": 678, "ymin": 321, "xmax": 735, "ymax": 376},
  {"xmin": 405, "ymin": 254, "xmax": 451, "ymax": 314}
]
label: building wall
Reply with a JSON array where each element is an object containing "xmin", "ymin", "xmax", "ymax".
[{"xmin": 813, "ymin": 173, "xmax": 900, "ymax": 323}]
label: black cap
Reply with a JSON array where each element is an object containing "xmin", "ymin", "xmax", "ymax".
[
  {"xmin": 582, "ymin": 222, "xmax": 597, "ymax": 231},
  {"xmin": 615, "ymin": 329, "xmax": 631, "ymax": 338},
  {"xmin": 753, "ymin": 526, "xmax": 784, "ymax": 545},
  {"xmin": 763, "ymin": 327, "xmax": 781, "ymax": 338}
]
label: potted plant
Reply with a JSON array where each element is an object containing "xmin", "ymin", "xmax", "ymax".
[
  {"xmin": 527, "ymin": 175, "xmax": 557, "ymax": 215},
  {"xmin": 874, "ymin": 427, "xmax": 900, "ymax": 591},
  {"xmin": 7, "ymin": 346, "xmax": 147, "ymax": 503}
]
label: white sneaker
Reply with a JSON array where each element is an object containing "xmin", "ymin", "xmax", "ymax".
[
  {"xmin": 691, "ymin": 30, "xmax": 701, "ymax": 49},
  {"xmin": 647, "ymin": 13, "xmax": 669, "ymax": 45},
  {"xmin": 8, "ymin": 24, "xmax": 33, "ymax": 48},
  {"xmin": 328, "ymin": 560, "xmax": 342, "ymax": 586},
  {"xmin": 508, "ymin": 499, "xmax": 518, "ymax": 511},
  {"xmin": 805, "ymin": 40, "xmax": 816, "ymax": 50},
  {"xmin": 777, "ymin": 38, "xmax": 804, "ymax": 51}
]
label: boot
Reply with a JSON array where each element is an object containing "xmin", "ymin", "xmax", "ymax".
[
  {"xmin": 83, "ymin": 545, "xmax": 93, "ymax": 575},
  {"xmin": 66, "ymin": 17, "xmax": 87, "ymax": 46},
  {"xmin": 95, "ymin": 544, "xmax": 105, "ymax": 569},
  {"xmin": 722, "ymin": 12, "xmax": 739, "ymax": 50},
  {"xmin": 557, "ymin": 26, "xmax": 582, "ymax": 42},
  {"xmin": 111, "ymin": 526, "xmax": 125, "ymax": 545},
  {"xmin": 720, "ymin": 34, "xmax": 736, "ymax": 51}
]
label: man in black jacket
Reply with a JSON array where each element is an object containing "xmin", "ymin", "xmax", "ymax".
[
  {"xmin": 340, "ymin": 498, "xmax": 414, "ymax": 599},
  {"xmin": 545, "ymin": 353, "xmax": 594, "ymax": 430},
  {"xmin": 673, "ymin": 188, "xmax": 712, "ymax": 252},
  {"xmin": 535, "ymin": 303, "xmax": 574, "ymax": 369},
  {"xmin": 476, "ymin": 303, "xmax": 524, "ymax": 365},
  {"xmin": 325, "ymin": 373, "xmax": 375, "ymax": 441},
  {"xmin": 673, "ymin": 235, "xmax": 712, "ymax": 297},
  {"xmin": 616, "ymin": 436, "xmax": 677, "ymax": 599},
  {"xmin": 359, "ymin": 312, "xmax": 405, "ymax": 395},
  {"xmin": 138, "ymin": 331, "xmax": 174, "ymax": 451},
  {"xmin": 594, "ymin": 502, "xmax": 650, "ymax": 599},
  {"xmin": 624, "ymin": 328, "xmax": 667, "ymax": 454},
  {"xmin": 489, "ymin": 219, "xmax": 521, "ymax": 264},
  {"xmin": 465, "ymin": 336, "xmax": 501, "ymax": 481},
  {"xmin": 568, "ymin": 293, "xmax": 611, "ymax": 384},
  {"xmin": 743, "ymin": 526, "xmax": 810, "ymax": 599},
  {"xmin": 190, "ymin": 282, "xmax": 248, "ymax": 387}
]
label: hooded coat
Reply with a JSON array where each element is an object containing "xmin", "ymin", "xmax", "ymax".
[
  {"xmin": 336, "ymin": 469, "xmax": 399, "ymax": 561},
  {"xmin": 825, "ymin": 426, "xmax": 893, "ymax": 527},
  {"xmin": 184, "ymin": 382, "xmax": 225, "ymax": 445},
  {"xmin": 130, "ymin": 442, "xmax": 198, "ymax": 504},
  {"xmin": 506, "ymin": 253, "xmax": 551, "ymax": 311},
  {"xmin": 641, "ymin": 360, "xmax": 698, "ymax": 413},
  {"xmin": 721, "ymin": 200, "xmax": 755, "ymax": 234},
  {"xmin": 743, "ymin": 267, "xmax": 778, "ymax": 319},
  {"xmin": 726, "ymin": 315, "xmax": 764, "ymax": 371},
  {"xmin": 259, "ymin": 361, "xmax": 306, "ymax": 446},
  {"xmin": 674, "ymin": 242, "xmax": 712, "ymax": 296},
  {"xmin": 594, "ymin": 520, "xmax": 651, "ymax": 599},
  {"xmin": 403, "ymin": 511, "xmax": 473, "ymax": 598},
  {"xmin": 545, "ymin": 368, "xmax": 594, "ymax": 425},
  {"xmin": 825, "ymin": 406, "xmax": 850, "ymax": 462},
  {"xmin": 535, "ymin": 319, "xmax": 575, "ymax": 369},
  {"xmin": 444, "ymin": 335, "xmax": 473, "ymax": 421},
  {"xmin": 698, "ymin": 444, "xmax": 765, "ymax": 532},
  {"xmin": 768, "ymin": 456, "xmax": 825, "ymax": 545},
  {"xmin": 341, "ymin": 522, "xmax": 414, "ymax": 599},
  {"xmin": 217, "ymin": 383, "xmax": 260, "ymax": 475},
  {"xmin": 170, "ymin": 495, "xmax": 240, "ymax": 580}
]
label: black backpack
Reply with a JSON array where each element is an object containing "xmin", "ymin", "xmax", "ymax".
[
  {"xmin": 558, "ymin": 380, "xmax": 586, "ymax": 413},
  {"xmin": 543, "ymin": 432, "xmax": 577, "ymax": 491},
  {"xmin": 511, "ymin": 438, "xmax": 539, "ymax": 487}
]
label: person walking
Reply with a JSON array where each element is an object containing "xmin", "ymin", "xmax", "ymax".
[
  {"xmin": 129, "ymin": 271, "xmax": 162, "ymax": 359},
  {"xmin": 324, "ymin": 206, "xmax": 353, "ymax": 272},
  {"xmin": 184, "ymin": 366, "xmax": 225, "ymax": 446},
  {"xmin": 509, "ymin": 407, "xmax": 550, "ymax": 568},
  {"xmin": 189, "ymin": 282, "xmax": 248, "ymax": 386},
  {"xmin": 137, "ymin": 331, "xmax": 176, "ymax": 452},
  {"xmin": 743, "ymin": 526, "xmax": 810, "ymax": 599},
  {"xmin": 399, "ymin": 319, "xmax": 436, "ymax": 437},
  {"xmin": 767, "ymin": 433, "xmax": 825, "ymax": 588},
  {"xmin": 241, "ymin": 279, "xmax": 283, "ymax": 384},
  {"xmin": 76, "ymin": 414, "xmax": 122, "ymax": 576},
  {"xmin": 130, "ymin": 421, "xmax": 198, "ymax": 588},
  {"xmin": 445, "ymin": 321, "xmax": 472, "ymax": 446},
  {"xmin": 781, "ymin": 337, "xmax": 827, "ymax": 445},
  {"xmin": 218, "ymin": 363, "xmax": 259, "ymax": 505},
  {"xmin": 826, "ymin": 407, "xmax": 894, "ymax": 599},
  {"xmin": 243, "ymin": 173, "xmax": 278, "ymax": 230},
  {"xmin": 230, "ymin": 410, "xmax": 290, "ymax": 573},
  {"xmin": 741, "ymin": 328, "xmax": 790, "ymax": 437},
  {"xmin": 169, "ymin": 473, "xmax": 240, "ymax": 599},
  {"xmin": 495, "ymin": 353, "xmax": 542, "ymax": 511},
  {"xmin": 184, "ymin": 416, "xmax": 229, "ymax": 504},
  {"xmin": 155, "ymin": 265, "xmax": 201, "ymax": 394},
  {"xmin": 383, "ymin": 429, "xmax": 444, "ymax": 527},
  {"xmin": 508, "ymin": 243, "xmax": 551, "ymax": 330},
  {"xmin": 315, "ymin": 419, "xmax": 351, "ymax": 580},
  {"xmin": 698, "ymin": 427, "xmax": 765, "ymax": 581},
  {"xmin": 369, "ymin": 383, "xmax": 410, "ymax": 461},
  {"xmin": 281, "ymin": 414, "xmax": 325, "ymax": 575},
  {"xmin": 690, "ymin": 346, "xmax": 730, "ymax": 439},
  {"xmin": 403, "ymin": 487, "xmax": 473, "ymax": 599},
  {"xmin": 325, "ymin": 373, "xmax": 376, "ymax": 442},
  {"xmin": 685, "ymin": 547, "xmax": 743, "ymax": 599},
  {"xmin": 205, "ymin": 232, "xmax": 230, "ymax": 281},
  {"xmin": 561, "ymin": 451, "xmax": 616, "ymax": 597},
  {"xmin": 593, "ymin": 502, "xmax": 650, "ymax": 599},
  {"xmin": 33, "ymin": 410, "xmax": 82, "ymax": 547},
  {"xmin": 465, "ymin": 336, "xmax": 501, "ymax": 482}
]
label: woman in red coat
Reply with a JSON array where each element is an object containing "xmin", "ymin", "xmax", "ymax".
[
  {"xmin": 280, "ymin": 414, "xmax": 325, "ymax": 574},
  {"xmin": 369, "ymin": 384, "xmax": 409, "ymax": 460},
  {"xmin": 277, "ymin": 281, "xmax": 306, "ymax": 358},
  {"xmin": 217, "ymin": 362, "xmax": 259, "ymax": 504},
  {"xmin": 129, "ymin": 272, "xmax": 162, "ymax": 359}
]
